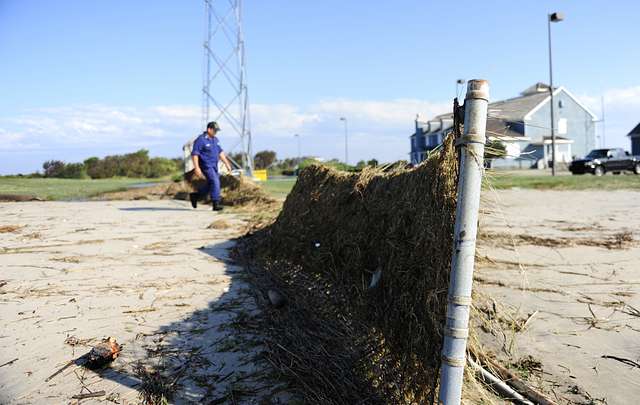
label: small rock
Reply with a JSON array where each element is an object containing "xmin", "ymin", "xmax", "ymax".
[
  {"xmin": 85, "ymin": 337, "xmax": 121, "ymax": 370},
  {"xmin": 268, "ymin": 289, "xmax": 286, "ymax": 308}
]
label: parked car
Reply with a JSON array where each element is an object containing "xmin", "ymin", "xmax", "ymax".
[{"xmin": 569, "ymin": 148, "xmax": 640, "ymax": 176}]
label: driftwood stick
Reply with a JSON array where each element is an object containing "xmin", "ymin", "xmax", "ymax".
[
  {"xmin": 601, "ymin": 355, "xmax": 640, "ymax": 368},
  {"xmin": 45, "ymin": 360, "xmax": 76, "ymax": 382},
  {"xmin": 71, "ymin": 390, "xmax": 106, "ymax": 399},
  {"xmin": 483, "ymin": 357, "xmax": 558, "ymax": 405},
  {"xmin": 0, "ymin": 358, "xmax": 18, "ymax": 368},
  {"xmin": 45, "ymin": 354, "xmax": 88, "ymax": 382}
]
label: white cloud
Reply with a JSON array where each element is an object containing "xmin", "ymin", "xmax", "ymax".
[
  {"xmin": 2, "ymin": 84, "xmax": 637, "ymax": 174},
  {"xmin": 581, "ymin": 86, "xmax": 640, "ymax": 111},
  {"xmin": 0, "ymin": 97, "xmax": 448, "ymax": 152},
  {"xmin": 151, "ymin": 105, "xmax": 200, "ymax": 121},
  {"xmin": 0, "ymin": 129, "xmax": 40, "ymax": 151},
  {"xmin": 251, "ymin": 103, "xmax": 321, "ymax": 135},
  {"xmin": 1, "ymin": 98, "xmax": 447, "ymax": 173},
  {"xmin": 313, "ymin": 98, "xmax": 451, "ymax": 126}
]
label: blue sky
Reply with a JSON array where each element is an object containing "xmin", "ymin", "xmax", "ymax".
[{"xmin": 1, "ymin": 0, "xmax": 638, "ymax": 174}]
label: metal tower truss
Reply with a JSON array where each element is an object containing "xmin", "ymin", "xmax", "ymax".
[{"xmin": 202, "ymin": 0, "xmax": 253, "ymax": 174}]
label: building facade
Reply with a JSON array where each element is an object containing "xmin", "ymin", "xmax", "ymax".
[
  {"xmin": 628, "ymin": 123, "xmax": 640, "ymax": 155},
  {"xmin": 410, "ymin": 83, "xmax": 597, "ymax": 168}
]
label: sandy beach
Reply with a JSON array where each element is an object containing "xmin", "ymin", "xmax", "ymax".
[
  {"xmin": 0, "ymin": 200, "xmax": 275, "ymax": 404},
  {"xmin": 477, "ymin": 189, "xmax": 640, "ymax": 404},
  {"xmin": 1, "ymin": 189, "xmax": 639, "ymax": 404}
]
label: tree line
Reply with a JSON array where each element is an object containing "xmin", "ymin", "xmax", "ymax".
[
  {"xmin": 229, "ymin": 150, "xmax": 380, "ymax": 175},
  {"xmin": 40, "ymin": 150, "xmax": 182, "ymax": 179}
]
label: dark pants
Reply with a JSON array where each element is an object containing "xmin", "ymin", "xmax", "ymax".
[{"xmin": 197, "ymin": 166, "xmax": 221, "ymax": 202}]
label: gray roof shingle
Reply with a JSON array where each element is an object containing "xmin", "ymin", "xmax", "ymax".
[{"xmin": 488, "ymin": 91, "xmax": 549, "ymax": 121}]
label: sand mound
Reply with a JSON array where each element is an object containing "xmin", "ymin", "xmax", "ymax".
[
  {"xmin": 238, "ymin": 135, "xmax": 459, "ymax": 403},
  {"xmin": 180, "ymin": 171, "xmax": 275, "ymax": 208},
  {"xmin": 99, "ymin": 172, "xmax": 275, "ymax": 208},
  {"xmin": 0, "ymin": 194, "xmax": 42, "ymax": 202}
]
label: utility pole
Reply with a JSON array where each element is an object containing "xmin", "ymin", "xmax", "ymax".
[
  {"xmin": 601, "ymin": 95, "xmax": 606, "ymax": 148},
  {"xmin": 202, "ymin": 0, "xmax": 254, "ymax": 176},
  {"xmin": 439, "ymin": 80, "xmax": 490, "ymax": 405},
  {"xmin": 340, "ymin": 117, "xmax": 349, "ymax": 165},
  {"xmin": 548, "ymin": 11, "xmax": 564, "ymax": 175}
]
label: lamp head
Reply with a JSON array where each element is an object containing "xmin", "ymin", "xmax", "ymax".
[{"xmin": 549, "ymin": 12, "xmax": 564, "ymax": 22}]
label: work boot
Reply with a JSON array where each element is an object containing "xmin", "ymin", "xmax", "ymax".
[
  {"xmin": 212, "ymin": 201, "xmax": 224, "ymax": 211},
  {"xmin": 189, "ymin": 193, "xmax": 198, "ymax": 209}
]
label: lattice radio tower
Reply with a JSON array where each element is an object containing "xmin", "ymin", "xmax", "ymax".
[{"xmin": 201, "ymin": 0, "xmax": 253, "ymax": 175}]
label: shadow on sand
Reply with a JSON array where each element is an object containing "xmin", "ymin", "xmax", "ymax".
[
  {"xmin": 90, "ymin": 240, "xmax": 283, "ymax": 404},
  {"xmin": 118, "ymin": 207, "xmax": 193, "ymax": 212}
]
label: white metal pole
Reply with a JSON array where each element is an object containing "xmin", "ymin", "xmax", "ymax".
[{"xmin": 439, "ymin": 79, "xmax": 490, "ymax": 405}]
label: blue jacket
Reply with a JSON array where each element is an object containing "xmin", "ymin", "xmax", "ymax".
[{"xmin": 191, "ymin": 133, "xmax": 223, "ymax": 170}]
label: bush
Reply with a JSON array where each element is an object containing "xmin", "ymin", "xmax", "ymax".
[
  {"xmin": 254, "ymin": 150, "xmax": 277, "ymax": 169},
  {"xmin": 148, "ymin": 157, "xmax": 179, "ymax": 178},
  {"xmin": 43, "ymin": 160, "xmax": 66, "ymax": 177},
  {"xmin": 59, "ymin": 163, "xmax": 86, "ymax": 179}
]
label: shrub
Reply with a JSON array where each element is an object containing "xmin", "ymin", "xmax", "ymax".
[
  {"xmin": 148, "ymin": 157, "xmax": 179, "ymax": 178},
  {"xmin": 59, "ymin": 163, "xmax": 86, "ymax": 179}
]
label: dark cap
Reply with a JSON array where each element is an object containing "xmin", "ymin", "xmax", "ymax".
[{"xmin": 207, "ymin": 121, "xmax": 221, "ymax": 131}]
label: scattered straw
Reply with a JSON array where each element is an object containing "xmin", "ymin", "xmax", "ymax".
[
  {"xmin": 0, "ymin": 225, "xmax": 23, "ymax": 233},
  {"xmin": 479, "ymin": 230, "xmax": 636, "ymax": 250},
  {"xmin": 208, "ymin": 219, "xmax": 231, "ymax": 230}
]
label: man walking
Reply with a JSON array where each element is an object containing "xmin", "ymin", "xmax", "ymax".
[{"xmin": 190, "ymin": 121, "xmax": 233, "ymax": 211}]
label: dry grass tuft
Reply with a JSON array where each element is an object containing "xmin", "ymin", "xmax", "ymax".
[
  {"xmin": 235, "ymin": 135, "xmax": 462, "ymax": 404},
  {"xmin": 208, "ymin": 219, "xmax": 231, "ymax": 230},
  {"xmin": 133, "ymin": 362, "xmax": 174, "ymax": 405}
]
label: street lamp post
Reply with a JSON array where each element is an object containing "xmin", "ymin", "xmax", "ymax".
[
  {"xmin": 548, "ymin": 11, "xmax": 564, "ymax": 176},
  {"xmin": 456, "ymin": 79, "xmax": 466, "ymax": 98},
  {"xmin": 339, "ymin": 117, "xmax": 349, "ymax": 165},
  {"xmin": 294, "ymin": 133, "xmax": 301, "ymax": 164}
]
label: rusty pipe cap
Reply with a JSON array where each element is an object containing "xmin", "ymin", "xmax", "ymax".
[{"xmin": 466, "ymin": 79, "xmax": 489, "ymax": 102}]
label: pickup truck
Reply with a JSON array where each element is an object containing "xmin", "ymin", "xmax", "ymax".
[{"xmin": 569, "ymin": 148, "xmax": 640, "ymax": 176}]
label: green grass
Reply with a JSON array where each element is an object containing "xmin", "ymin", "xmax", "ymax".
[
  {"xmin": 261, "ymin": 171, "xmax": 640, "ymax": 194},
  {"xmin": 261, "ymin": 178, "xmax": 297, "ymax": 199},
  {"xmin": 0, "ymin": 177, "xmax": 159, "ymax": 200},
  {"xmin": 484, "ymin": 171, "xmax": 640, "ymax": 190}
]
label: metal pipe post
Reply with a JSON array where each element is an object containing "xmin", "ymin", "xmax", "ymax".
[{"xmin": 439, "ymin": 79, "xmax": 490, "ymax": 405}]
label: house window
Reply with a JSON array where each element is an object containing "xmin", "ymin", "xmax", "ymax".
[
  {"xmin": 428, "ymin": 134, "xmax": 438, "ymax": 147},
  {"xmin": 558, "ymin": 100, "xmax": 564, "ymax": 109},
  {"xmin": 558, "ymin": 118, "xmax": 567, "ymax": 135}
]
